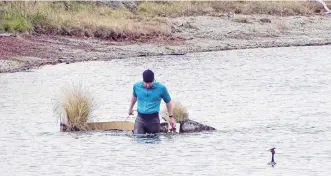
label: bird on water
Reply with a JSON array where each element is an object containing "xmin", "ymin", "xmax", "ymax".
[{"xmin": 267, "ymin": 147, "xmax": 276, "ymax": 167}]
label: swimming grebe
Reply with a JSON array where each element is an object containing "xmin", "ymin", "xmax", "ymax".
[{"xmin": 268, "ymin": 148, "xmax": 276, "ymax": 167}]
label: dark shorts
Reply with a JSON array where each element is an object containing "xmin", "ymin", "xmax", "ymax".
[{"xmin": 134, "ymin": 112, "xmax": 160, "ymax": 134}]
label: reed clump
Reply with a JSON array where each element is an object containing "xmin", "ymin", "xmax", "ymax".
[
  {"xmin": 162, "ymin": 101, "xmax": 189, "ymax": 122},
  {"xmin": 54, "ymin": 83, "xmax": 96, "ymax": 130}
]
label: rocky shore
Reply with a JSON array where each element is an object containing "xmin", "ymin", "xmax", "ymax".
[{"xmin": 1, "ymin": 14, "xmax": 331, "ymax": 73}]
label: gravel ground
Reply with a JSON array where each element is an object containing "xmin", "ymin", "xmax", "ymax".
[{"xmin": 1, "ymin": 14, "xmax": 330, "ymax": 73}]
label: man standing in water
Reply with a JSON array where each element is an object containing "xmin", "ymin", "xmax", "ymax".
[{"xmin": 128, "ymin": 69, "xmax": 175, "ymax": 134}]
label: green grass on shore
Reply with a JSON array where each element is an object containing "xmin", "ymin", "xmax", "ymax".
[{"xmin": 0, "ymin": 1, "xmax": 324, "ymax": 40}]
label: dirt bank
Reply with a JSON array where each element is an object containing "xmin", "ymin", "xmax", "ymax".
[{"xmin": 1, "ymin": 14, "xmax": 331, "ymax": 73}]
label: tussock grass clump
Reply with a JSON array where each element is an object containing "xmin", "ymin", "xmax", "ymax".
[
  {"xmin": 54, "ymin": 83, "xmax": 96, "ymax": 130},
  {"xmin": 162, "ymin": 101, "xmax": 189, "ymax": 122}
]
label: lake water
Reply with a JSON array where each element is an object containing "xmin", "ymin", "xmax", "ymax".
[{"xmin": 1, "ymin": 45, "xmax": 331, "ymax": 176}]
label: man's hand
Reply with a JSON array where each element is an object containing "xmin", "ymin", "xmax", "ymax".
[
  {"xmin": 128, "ymin": 109, "xmax": 134, "ymax": 116},
  {"xmin": 169, "ymin": 116, "xmax": 176, "ymax": 130}
]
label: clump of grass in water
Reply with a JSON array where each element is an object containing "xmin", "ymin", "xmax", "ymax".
[
  {"xmin": 162, "ymin": 101, "xmax": 189, "ymax": 123},
  {"xmin": 54, "ymin": 83, "xmax": 96, "ymax": 130}
]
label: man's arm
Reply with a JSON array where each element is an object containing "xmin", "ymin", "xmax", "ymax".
[
  {"xmin": 130, "ymin": 95, "xmax": 137, "ymax": 110},
  {"xmin": 128, "ymin": 95, "xmax": 137, "ymax": 115},
  {"xmin": 162, "ymin": 86, "xmax": 174, "ymax": 117},
  {"xmin": 129, "ymin": 85, "xmax": 137, "ymax": 115},
  {"xmin": 166, "ymin": 101, "xmax": 173, "ymax": 117},
  {"xmin": 166, "ymin": 100, "xmax": 176, "ymax": 129}
]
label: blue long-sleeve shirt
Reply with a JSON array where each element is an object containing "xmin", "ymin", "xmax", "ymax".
[{"xmin": 133, "ymin": 81, "xmax": 171, "ymax": 114}]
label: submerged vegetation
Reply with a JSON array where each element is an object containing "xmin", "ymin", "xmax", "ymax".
[{"xmin": 0, "ymin": 1, "xmax": 324, "ymax": 40}]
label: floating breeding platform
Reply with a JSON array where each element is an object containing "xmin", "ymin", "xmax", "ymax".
[{"xmin": 60, "ymin": 119, "xmax": 216, "ymax": 134}]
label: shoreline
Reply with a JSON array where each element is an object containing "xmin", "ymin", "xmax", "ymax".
[{"xmin": 1, "ymin": 14, "xmax": 331, "ymax": 73}]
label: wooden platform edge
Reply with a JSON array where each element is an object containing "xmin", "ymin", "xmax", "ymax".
[{"xmin": 60, "ymin": 121, "xmax": 135, "ymax": 132}]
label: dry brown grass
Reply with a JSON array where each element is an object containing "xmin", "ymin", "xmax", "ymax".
[
  {"xmin": 137, "ymin": 1, "xmax": 323, "ymax": 16},
  {"xmin": 162, "ymin": 100, "xmax": 189, "ymax": 122},
  {"xmin": 54, "ymin": 83, "xmax": 96, "ymax": 130},
  {"xmin": 213, "ymin": 1, "xmax": 320, "ymax": 15},
  {"xmin": 0, "ymin": 1, "xmax": 171, "ymax": 40},
  {"xmin": 0, "ymin": 1, "xmax": 326, "ymax": 39}
]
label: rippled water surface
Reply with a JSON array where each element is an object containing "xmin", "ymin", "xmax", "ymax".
[{"xmin": 1, "ymin": 45, "xmax": 331, "ymax": 176}]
